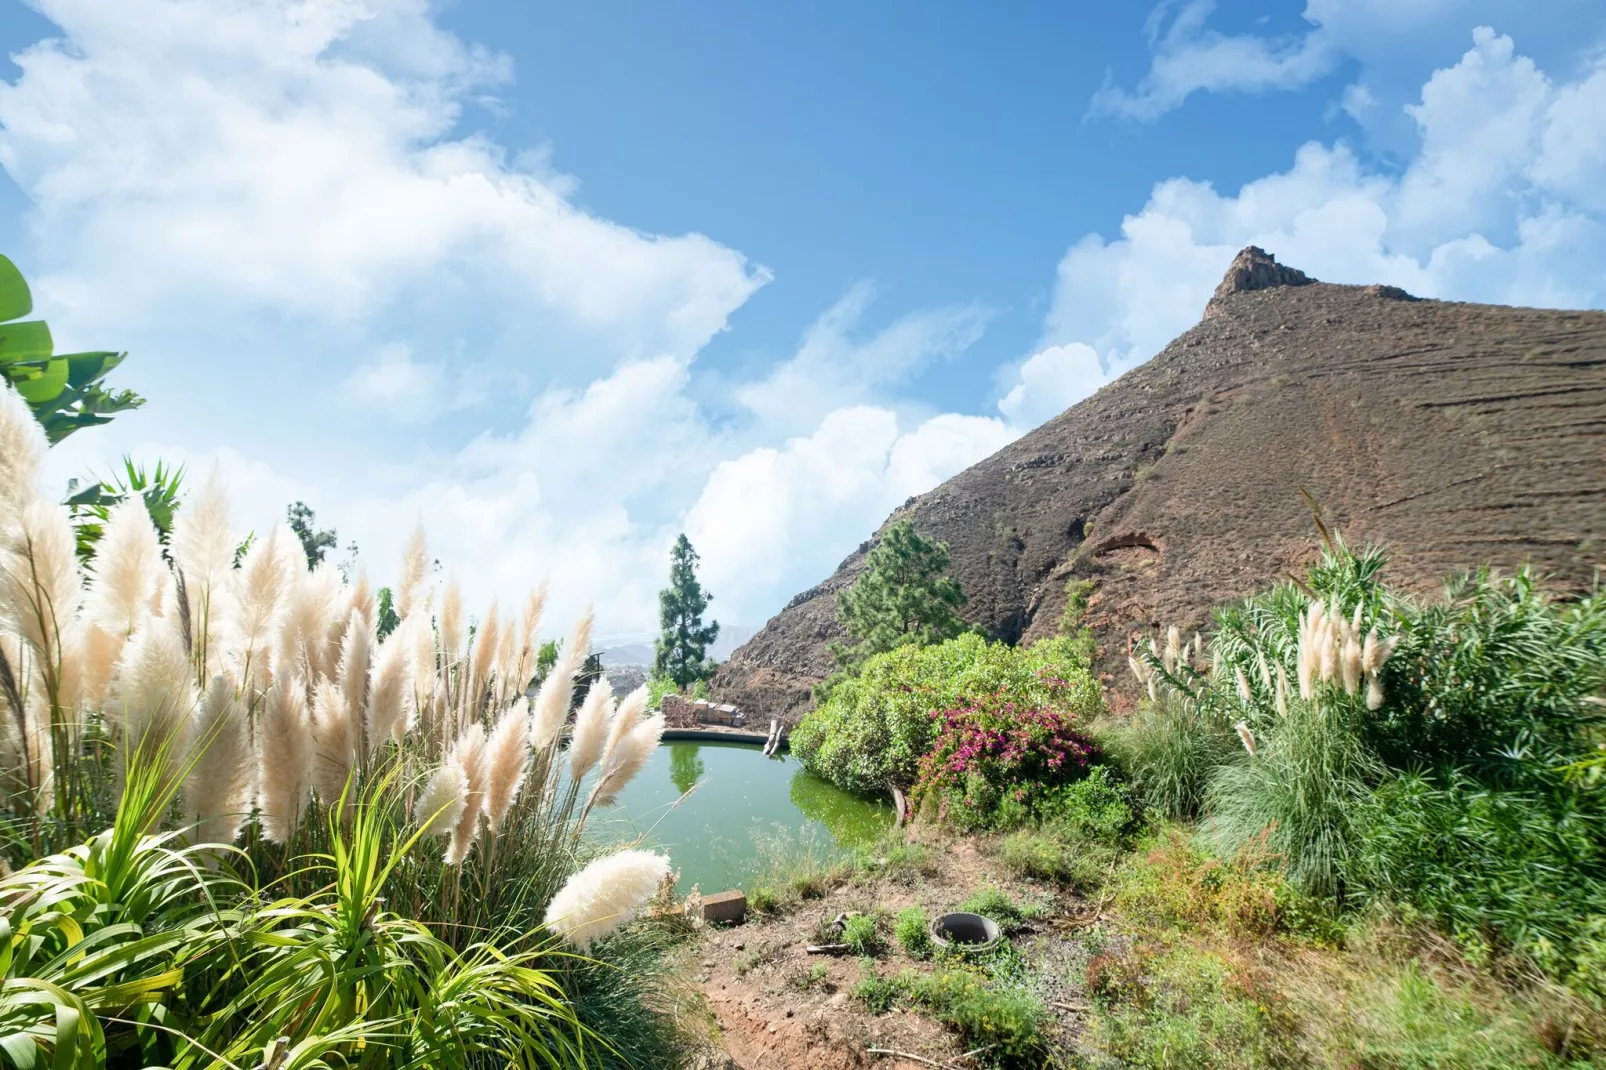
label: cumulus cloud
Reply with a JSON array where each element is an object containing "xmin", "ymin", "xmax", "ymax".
[
  {"xmin": 1054, "ymin": 28, "xmax": 1606, "ymax": 375},
  {"xmin": 1091, "ymin": 0, "xmax": 1590, "ymax": 123},
  {"xmin": 0, "ymin": 0, "xmax": 767, "ymax": 358},
  {"xmin": 997, "ymin": 344, "xmax": 1126, "ymax": 429}
]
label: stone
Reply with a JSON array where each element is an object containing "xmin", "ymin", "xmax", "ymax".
[
  {"xmin": 1207, "ymin": 245, "xmax": 1315, "ymax": 312},
  {"xmin": 700, "ymin": 889, "xmax": 747, "ymax": 925}
]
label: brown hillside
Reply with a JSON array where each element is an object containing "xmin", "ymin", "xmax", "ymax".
[{"xmin": 712, "ymin": 248, "xmax": 1606, "ymax": 723}]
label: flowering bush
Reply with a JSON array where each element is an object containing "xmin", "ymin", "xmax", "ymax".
[
  {"xmin": 792, "ymin": 633, "xmax": 1102, "ymax": 796},
  {"xmin": 913, "ymin": 692, "xmax": 1100, "ymax": 830}
]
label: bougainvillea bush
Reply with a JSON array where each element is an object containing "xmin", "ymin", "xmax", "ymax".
[{"xmin": 912, "ymin": 693, "xmax": 1101, "ymax": 830}]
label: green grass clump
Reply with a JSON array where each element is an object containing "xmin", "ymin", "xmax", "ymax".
[
  {"xmin": 958, "ymin": 886, "xmax": 1044, "ymax": 932},
  {"xmin": 1095, "ymin": 692, "xmax": 1236, "ymax": 821},
  {"xmin": 852, "ymin": 968, "xmax": 901, "ymax": 1014},
  {"xmin": 894, "ymin": 906, "xmax": 933, "ymax": 959},
  {"xmin": 747, "ymin": 885, "xmax": 779, "ymax": 914},
  {"xmin": 904, "ymin": 968, "xmax": 1050, "ymax": 1068},
  {"xmin": 842, "ymin": 914, "xmax": 883, "ymax": 956}
]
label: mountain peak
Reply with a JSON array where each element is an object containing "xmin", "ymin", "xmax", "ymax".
[{"xmin": 1207, "ymin": 246, "xmax": 1315, "ymax": 314}]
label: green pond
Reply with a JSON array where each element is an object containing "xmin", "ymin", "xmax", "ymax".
[{"xmin": 584, "ymin": 740, "xmax": 894, "ymax": 893}]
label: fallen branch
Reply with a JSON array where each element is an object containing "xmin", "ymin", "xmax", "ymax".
[
  {"xmin": 866, "ymin": 1048, "xmax": 962, "ymax": 1070},
  {"xmin": 1052, "ymin": 999, "xmax": 1090, "ymax": 1013},
  {"xmin": 805, "ymin": 943, "xmax": 852, "ymax": 955}
]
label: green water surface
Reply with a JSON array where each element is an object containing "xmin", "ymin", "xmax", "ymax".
[{"xmin": 584, "ymin": 741, "xmax": 893, "ymax": 893}]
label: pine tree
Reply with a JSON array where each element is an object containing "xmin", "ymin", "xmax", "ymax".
[
  {"xmin": 829, "ymin": 519, "xmax": 967, "ymax": 677},
  {"xmin": 653, "ymin": 534, "xmax": 720, "ymax": 690},
  {"xmin": 286, "ymin": 501, "xmax": 338, "ymax": 566}
]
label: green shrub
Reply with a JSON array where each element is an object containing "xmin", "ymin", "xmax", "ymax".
[
  {"xmin": 894, "ymin": 906, "xmax": 933, "ymax": 959},
  {"xmin": 997, "ymin": 825, "xmax": 1114, "ymax": 889},
  {"xmin": 1096, "ymin": 692, "xmax": 1237, "ymax": 820},
  {"xmin": 852, "ymin": 968, "xmax": 902, "ymax": 1014},
  {"xmin": 842, "ymin": 913, "xmax": 882, "ymax": 956},
  {"xmin": 791, "ymin": 633, "xmax": 1102, "ymax": 796}
]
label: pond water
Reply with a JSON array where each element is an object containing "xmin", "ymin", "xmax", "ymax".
[{"xmin": 583, "ymin": 740, "xmax": 893, "ymax": 893}]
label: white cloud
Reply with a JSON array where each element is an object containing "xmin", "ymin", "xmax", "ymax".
[
  {"xmin": 1091, "ymin": 0, "xmax": 1340, "ymax": 120},
  {"xmin": 1091, "ymin": 1, "xmax": 1592, "ymax": 123},
  {"xmin": 344, "ymin": 343, "xmax": 451, "ymax": 422},
  {"xmin": 997, "ymin": 343, "xmax": 1125, "ymax": 429},
  {"xmin": 0, "ymin": 0, "xmax": 767, "ymax": 360},
  {"xmin": 1052, "ymin": 29, "xmax": 1606, "ymax": 377},
  {"xmin": 683, "ymin": 407, "xmax": 1014, "ymax": 622},
  {"xmin": 734, "ymin": 282, "xmax": 991, "ymax": 436}
]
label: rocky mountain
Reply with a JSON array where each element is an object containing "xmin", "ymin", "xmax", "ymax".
[{"xmin": 712, "ymin": 248, "xmax": 1606, "ymax": 722}]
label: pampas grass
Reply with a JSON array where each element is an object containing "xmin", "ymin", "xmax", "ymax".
[
  {"xmin": 484, "ymin": 698, "xmax": 531, "ymax": 831},
  {"xmin": 592, "ymin": 710, "xmax": 664, "ymax": 807},
  {"xmin": 88, "ymin": 498, "xmax": 164, "ymax": 639},
  {"xmin": 542, "ymin": 849, "xmax": 671, "ymax": 950},
  {"xmin": 0, "ymin": 384, "xmax": 44, "ymax": 518},
  {"xmin": 445, "ymin": 722, "xmax": 487, "ymax": 865},
  {"xmin": 1, "ymin": 499, "xmax": 82, "ymax": 664},
  {"xmin": 394, "ymin": 524, "xmax": 430, "ymax": 622},
  {"xmin": 366, "ymin": 619, "xmax": 413, "ymax": 754},
  {"xmin": 416, "ymin": 758, "xmax": 468, "ymax": 837},
  {"xmin": 186, "ymin": 673, "xmax": 251, "ymax": 845},
  {"xmin": 568, "ymin": 680, "xmax": 613, "ymax": 781},
  {"xmin": 112, "ymin": 617, "xmax": 197, "ymax": 789},
  {"xmin": 257, "ymin": 678, "xmax": 312, "ymax": 842},
  {"xmin": 310, "ymin": 678, "xmax": 356, "ymax": 804}
]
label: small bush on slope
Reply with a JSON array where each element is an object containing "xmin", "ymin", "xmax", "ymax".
[{"xmin": 791, "ymin": 632, "xmax": 1101, "ymax": 797}]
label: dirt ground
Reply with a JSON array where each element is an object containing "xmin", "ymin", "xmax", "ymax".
[{"xmin": 685, "ymin": 834, "xmax": 1101, "ymax": 1070}]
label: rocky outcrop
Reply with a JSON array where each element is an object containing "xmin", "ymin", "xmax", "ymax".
[{"xmin": 712, "ymin": 247, "xmax": 1606, "ymax": 723}]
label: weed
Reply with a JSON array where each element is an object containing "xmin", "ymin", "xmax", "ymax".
[
  {"xmin": 747, "ymin": 884, "xmax": 779, "ymax": 914},
  {"xmin": 842, "ymin": 913, "xmax": 883, "ymax": 957},
  {"xmin": 791, "ymin": 961, "xmax": 831, "ymax": 992},
  {"xmin": 895, "ymin": 906, "xmax": 933, "ymax": 960},
  {"xmin": 959, "ymin": 886, "xmax": 1044, "ymax": 932}
]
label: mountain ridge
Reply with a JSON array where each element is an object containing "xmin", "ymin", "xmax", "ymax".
[{"xmin": 711, "ymin": 248, "xmax": 1606, "ymax": 722}]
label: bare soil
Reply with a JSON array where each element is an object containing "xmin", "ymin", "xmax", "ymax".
[{"xmin": 686, "ymin": 835, "xmax": 1096, "ymax": 1069}]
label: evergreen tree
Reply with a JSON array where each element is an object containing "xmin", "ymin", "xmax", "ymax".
[
  {"xmin": 375, "ymin": 586, "xmax": 400, "ymax": 640},
  {"xmin": 653, "ymin": 534, "xmax": 720, "ymax": 690},
  {"xmin": 829, "ymin": 519, "xmax": 967, "ymax": 677}
]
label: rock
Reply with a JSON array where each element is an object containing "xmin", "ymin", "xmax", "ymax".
[
  {"xmin": 701, "ymin": 960, "xmax": 715, "ymax": 968},
  {"xmin": 701, "ymin": 889, "xmax": 747, "ymax": 925},
  {"xmin": 1206, "ymin": 245, "xmax": 1316, "ymax": 312}
]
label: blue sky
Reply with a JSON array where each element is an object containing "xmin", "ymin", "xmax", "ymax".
[{"xmin": 1, "ymin": 0, "xmax": 1604, "ymax": 643}]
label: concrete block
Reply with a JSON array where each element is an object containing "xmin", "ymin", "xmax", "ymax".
[{"xmin": 700, "ymin": 889, "xmax": 746, "ymax": 925}]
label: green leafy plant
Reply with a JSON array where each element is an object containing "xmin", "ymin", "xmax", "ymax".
[
  {"xmin": 792, "ymin": 632, "xmax": 1101, "ymax": 797},
  {"xmin": 0, "ymin": 254, "xmax": 143, "ymax": 443},
  {"xmin": 841, "ymin": 913, "xmax": 882, "ymax": 957},
  {"xmin": 653, "ymin": 533, "xmax": 720, "ymax": 690},
  {"xmin": 64, "ymin": 455, "xmax": 185, "ymax": 561},
  {"xmin": 893, "ymin": 906, "xmax": 932, "ymax": 960}
]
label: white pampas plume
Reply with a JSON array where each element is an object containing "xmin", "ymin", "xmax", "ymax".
[
  {"xmin": 257, "ymin": 678, "xmax": 313, "ymax": 842},
  {"xmin": 1256, "ymin": 650, "xmax": 1272, "ymax": 691},
  {"xmin": 1234, "ymin": 720, "xmax": 1257, "ymax": 757},
  {"xmin": 169, "ymin": 470, "xmax": 234, "ymax": 649},
  {"xmin": 88, "ymin": 498, "xmax": 164, "ymax": 638},
  {"xmin": 1361, "ymin": 631, "xmax": 1396, "ymax": 676},
  {"xmin": 543, "ymin": 849, "xmax": 671, "ymax": 950},
  {"xmin": 1341, "ymin": 633, "xmax": 1363, "ymax": 696},
  {"xmin": 484, "ymin": 699, "xmax": 532, "ymax": 830},
  {"xmin": 599, "ymin": 684, "xmax": 647, "ymax": 775},
  {"xmin": 276, "ymin": 565, "xmax": 338, "ymax": 684},
  {"xmin": 494, "ymin": 616, "xmax": 518, "ymax": 708},
  {"xmin": 514, "ymin": 581, "xmax": 548, "ymax": 686},
  {"xmin": 1235, "ymin": 668, "xmax": 1253, "ymax": 704},
  {"xmin": 349, "ymin": 568, "xmax": 375, "ymax": 630},
  {"xmin": 0, "ymin": 383, "xmax": 45, "ymax": 517},
  {"xmin": 570, "ymin": 608, "xmax": 594, "ymax": 668},
  {"xmin": 1, "ymin": 500, "xmax": 82, "ymax": 663},
  {"xmin": 527, "ymin": 648, "xmax": 572, "ymax": 750},
  {"xmin": 394, "ymin": 525, "xmax": 430, "ymax": 622},
  {"xmin": 111, "ymin": 618, "xmax": 197, "ymax": 784},
  {"xmin": 1275, "ymin": 664, "xmax": 1290, "ymax": 718},
  {"xmin": 310, "ymin": 678, "xmax": 356, "ymax": 804},
  {"xmin": 336, "ymin": 608, "xmax": 371, "ymax": 738},
  {"xmin": 1366, "ymin": 672, "xmax": 1385, "ymax": 711},
  {"xmin": 593, "ymin": 711, "xmax": 664, "ymax": 806},
  {"xmin": 366, "ymin": 618, "xmax": 413, "ymax": 754},
  {"xmin": 185, "ymin": 674, "xmax": 251, "ymax": 845},
  {"xmin": 78, "ymin": 621, "xmax": 122, "ymax": 708},
  {"xmin": 1127, "ymin": 655, "xmax": 1147, "ymax": 686},
  {"xmin": 444, "ymin": 723, "xmax": 488, "ymax": 865},
  {"xmin": 569, "ymin": 679, "xmax": 614, "ymax": 781},
  {"xmin": 415, "ymin": 758, "xmax": 468, "ymax": 837},
  {"xmin": 468, "ymin": 600, "xmax": 500, "ymax": 708},
  {"xmin": 1164, "ymin": 626, "xmax": 1182, "ymax": 674},
  {"xmin": 439, "ymin": 578, "xmax": 464, "ymax": 667}
]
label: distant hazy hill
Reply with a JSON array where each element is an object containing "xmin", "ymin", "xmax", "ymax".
[{"xmin": 713, "ymin": 247, "xmax": 1606, "ymax": 722}]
